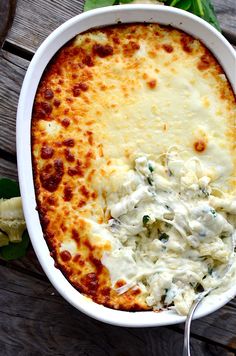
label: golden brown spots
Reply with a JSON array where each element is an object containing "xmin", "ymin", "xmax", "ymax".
[
  {"xmin": 180, "ymin": 34, "xmax": 194, "ymax": 53},
  {"xmin": 60, "ymin": 250, "xmax": 72, "ymax": 262},
  {"xmin": 71, "ymin": 229, "xmax": 80, "ymax": 244},
  {"xmin": 47, "ymin": 195, "xmax": 57, "ymax": 206},
  {"xmin": 112, "ymin": 36, "xmax": 120, "ymax": 44},
  {"xmin": 93, "ymin": 44, "xmax": 113, "ymax": 58},
  {"xmin": 41, "ymin": 146, "xmax": 54, "ymax": 159},
  {"xmin": 98, "ymin": 144, "xmax": 104, "ymax": 157},
  {"xmin": 44, "ymin": 88, "xmax": 54, "ymax": 100},
  {"xmin": 63, "ymin": 138, "xmax": 75, "ymax": 147},
  {"xmin": 83, "ymin": 55, "xmax": 94, "ymax": 67},
  {"xmin": 53, "ymin": 99, "xmax": 61, "ymax": 108},
  {"xmin": 197, "ymin": 53, "xmax": 211, "ymax": 71},
  {"xmin": 162, "ymin": 44, "xmax": 174, "ymax": 53},
  {"xmin": 91, "ymin": 191, "xmax": 97, "ymax": 200},
  {"xmin": 72, "ymin": 82, "xmax": 88, "ymax": 97},
  {"xmin": 123, "ymin": 41, "xmax": 140, "ymax": 56},
  {"xmin": 81, "ymin": 272, "xmax": 98, "ymax": 296},
  {"xmin": 115, "ymin": 280, "xmax": 126, "ymax": 288},
  {"xmin": 60, "ymin": 223, "xmax": 67, "ymax": 232},
  {"xmin": 63, "ymin": 186, "xmax": 73, "ymax": 202},
  {"xmin": 64, "ymin": 148, "xmax": 75, "ymax": 162},
  {"xmin": 86, "ymin": 131, "xmax": 93, "ymax": 145},
  {"xmin": 78, "ymin": 199, "xmax": 86, "ymax": 208},
  {"xmin": 86, "ymin": 120, "xmax": 95, "ymax": 126},
  {"xmin": 147, "ymin": 79, "xmax": 157, "ymax": 89},
  {"xmin": 40, "ymin": 159, "xmax": 64, "ymax": 192},
  {"xmin": 61, "ymin": 118, "xmax": 70, "ymax": 128},
  {"xmin": 80, "ymin": 185, "xmax": 90, "ymax": 199},
  {"xmin": 84, "ymin": 150, "xmax": 95, "ymax": 168},
  {"xmin": 194, "ymin": 140, "xmax": 207, "ymax": 153}
]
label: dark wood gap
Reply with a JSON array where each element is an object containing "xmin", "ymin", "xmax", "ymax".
[
  {"xmin": 167, "ymin": 324, "xmax": 236, "ymax": 352},
  {"xmin": 222, "ymin": 29, "xmax": 236, "ymax": 45},
  {"xmin": 0, "ymin": 148, "xmax": 17, "ymax": 164},
  {"xmin": 2, "ymin": 40, "xmax": 33, "ymax": 61}
]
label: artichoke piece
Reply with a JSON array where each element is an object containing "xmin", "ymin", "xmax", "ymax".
[
  {"xmin": 0, "ymin": 197, "xmax": 26, "ymax": 243},
  {"xmin": 0, "ymin": 231, "xmax": 9, "ymax": 247}
]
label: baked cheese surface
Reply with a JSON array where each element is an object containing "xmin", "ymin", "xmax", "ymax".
[{"xmin": 32, "ymin": 24, "xmax": 236, "ymax": 314}]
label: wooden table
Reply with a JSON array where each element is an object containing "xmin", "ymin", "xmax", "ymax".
[{"xmin": 0, "ymin": 1, "xmax": 236, "ymax": 355}]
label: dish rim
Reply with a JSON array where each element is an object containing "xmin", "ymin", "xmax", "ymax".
[{"xmin": 17, "ymin": 4, "xmax": 236, "ymax": 327}]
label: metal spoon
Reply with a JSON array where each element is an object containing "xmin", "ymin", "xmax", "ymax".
[
  {"xmin": 182, "ymin": 289, "xmax": 211, "ymax": 356},
  {"xmin": 182, "ymin": 257, "xmax": 234, "ymax": 356}
]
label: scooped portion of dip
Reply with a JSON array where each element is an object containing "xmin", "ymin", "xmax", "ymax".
[{"xmin": 103, "ymin": 150, "xmax": 236, "ymax": 315}]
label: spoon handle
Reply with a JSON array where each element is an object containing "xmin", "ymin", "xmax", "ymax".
[{"xmin": 182, "ymin": 292, "xmax": 209, "ymax": 356}]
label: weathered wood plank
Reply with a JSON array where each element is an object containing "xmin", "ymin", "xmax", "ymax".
[
  {"xmin": 213, "ymin": 0, "xmax": 236, "ymax": 41},
  {"xmin": 176, "ymin": 303, "xmax": 236, "ymax": 351},
  {"xmin": 1, "ymin": 259, "xmax": 236, "ymax": 352},
  {"xmin": 0, "ymin": 265, "xmax": 233, "ymax": 356},
  {"xmin": 5, "ymin": 0, "xmax": 236, "ymax": 54},
  {"xmin": 6, "ymin": 0, "xmax": 84, "ymax": 54},
  {"xmin": 0, "ymin": 158, "xmax": 17, "ymax": 180},
  {"xmin": 0, "ymin": 50, "xmax": 29, "ymax": 155},
  {"xmin": 0, "ymin": 0, "xmax": 17, "ymax": 47}
]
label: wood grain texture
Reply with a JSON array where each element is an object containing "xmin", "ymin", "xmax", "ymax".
[
  {"xmin": 5, "ymin": 0, "xmax": 236, "ymax": 54},
  {"xmin": 0, "ymin": 0, "xmax": 17, "ymax": 48},
  {"xmin": 1, "ymin": 253, "xmax": 236, "ymax": 352},
  {"xmin": 0, "ymin": 50, "xmax": 29, "ymax": 155},
  {"xmin": 0, "ymin": 265, "xmax": 234, "ymax": 356},
  {"xmin": 0, "ymin": 158, "xmax": 17, "ymax": 180},
  {"xmin": 213, "ymin": 0, "xmax": 236, "ymax": 42},
  {"xmin": 6, "ymin": 0, "xmax": 84, "ymax": 54}
]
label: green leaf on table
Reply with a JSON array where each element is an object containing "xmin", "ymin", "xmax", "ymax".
[
  {"xmin": 189, "ymin": 0, "xmax": 204, "ymax": 17},
  {"xmin": 200, "ymin": 0, "xmax": 221, "ymax": 32},
  {"xmin": 0, "ymin": 178, "xmax": 20, "ymax": 199},
  {"xmin": 170, "ymin": 0, "xmax": 191, "ymax": 11},
  {"xmin": 84, "ymin": 0, "xmax": 117, "ymax": 11},
  {"xmin": 0, "ymin": 229, "xmax": 29, "ymax": 261},
  {"xmin": 119, "ymin": 0, "xmax": 134, "ymax": 3}
]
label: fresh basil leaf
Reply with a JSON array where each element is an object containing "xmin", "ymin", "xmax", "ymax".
[
  {"xmin": 169, "ymin": 0, "xmax": 182, "ymax": 6},
  {"xmin": 201, "ymin": 0, "xmax": 221, "ymax": 32},
  {"xmin": 84, "ymin": 0, "xmax": 117, "ymax": 11},
  {"xmin": 173, "ymin": 0, "xmax": 192, "ymax": 11},
  {"xmin": 119, "ymin": 0, "xmax": 134, "ymax": 3},
  {"xmin": 189, "ymin": 0, "xmax": 203, "ymax": 17},
  {"xmin": 0, "ymin": 230, "xmax": 29, "ymax": 261},
  {"xmin": 0, "ymin": 178, "xmax": 20, "ymax": 199}
]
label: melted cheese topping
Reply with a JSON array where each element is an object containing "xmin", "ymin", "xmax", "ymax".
[{"xmin": 31, "ymin": 24, "xmax": 236, "ymax": 314}]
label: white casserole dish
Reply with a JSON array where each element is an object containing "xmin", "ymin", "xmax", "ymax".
[{"xmin": 17, "ymin": 5, "xmax": 236, "ymax": 327}]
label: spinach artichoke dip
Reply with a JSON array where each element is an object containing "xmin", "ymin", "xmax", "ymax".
[{"xmin": 31, "ymin": 24, "xmax": 236, "ymax": 315}]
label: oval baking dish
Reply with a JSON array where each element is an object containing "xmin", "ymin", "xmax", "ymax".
[{"xmin": 17, "ymin": 5, "xmax": 236, "ymax": 327}]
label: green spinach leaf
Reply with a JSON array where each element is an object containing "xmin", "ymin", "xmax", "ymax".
[{"xmin": 84, "ymin": 0, "xmax": 117, "ymax": 11}]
